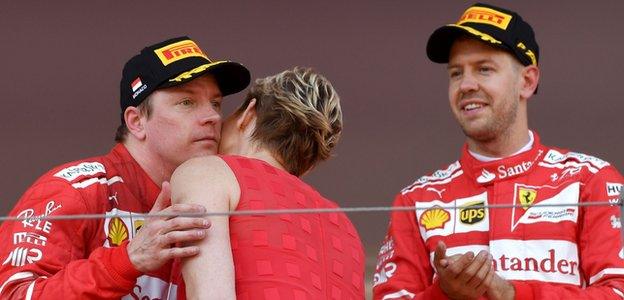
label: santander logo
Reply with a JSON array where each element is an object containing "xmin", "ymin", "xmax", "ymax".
[
  {"xmin": 477, "ymin": 161, "xmax": 533, "ymax": 183},
  {"xmin": 477, "ymin": 169, "xmax": 496, "ymax": 183},
  {"xmin": 492, "ymin": 248, "xmax": 578, "ymax": 276},
  {"xmin": 490, "ymin": 239, "xmax": 580, "ymax": 285}
]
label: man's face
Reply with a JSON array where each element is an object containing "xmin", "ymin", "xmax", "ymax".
[
  {"xmin": 447, "ymin": 37, "xmax": 524, "ymax": 143},
  {"xmin": 143, "ymin": 75, "xmax": 222, "ymax": 170}
]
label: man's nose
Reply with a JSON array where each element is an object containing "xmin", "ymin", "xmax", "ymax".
[
  {"xmin": 459, "ymin": 72, "xmax": 479, "ymax": 93},
  {"xmin": 198, "ymin": 104, "xmax": 222, "ymax": 125}
]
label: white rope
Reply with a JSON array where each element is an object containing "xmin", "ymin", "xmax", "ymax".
[{"xmin": 0, "ymin": 200, "xmax": 619, "ymax": 222}]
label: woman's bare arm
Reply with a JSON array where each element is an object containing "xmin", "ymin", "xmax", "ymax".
[{"xmin": 170, "ymin": 155, "xmax": 240, "ymax": 300}]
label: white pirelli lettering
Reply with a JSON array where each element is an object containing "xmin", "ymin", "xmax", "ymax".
[
  {"xmin": 589, "ymin": 268, "xmax": 624, "ymax": 285},
  {"xmin": 381, "ymin": 289, "xmax": 415, "ymax": 300},
  {"xmin": 72, "ymin": 176, "xmax": 123, "ymax": 189}
]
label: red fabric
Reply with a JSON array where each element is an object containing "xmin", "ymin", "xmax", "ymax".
[
  {"xmin": 373, "ymin": 132, "xmax": 624, "ymax": 299},
  {"xmin": 221, "ymin": 155, "xmax": 365, "ymax": 299},
  {"xmin": 0, "ymin": 144, "xmax": 176, "ymax": 299}
]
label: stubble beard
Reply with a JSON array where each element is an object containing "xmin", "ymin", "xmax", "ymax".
[{"xmin": 458, "ymin": 97, "xmax": 518, "ymax": 144}]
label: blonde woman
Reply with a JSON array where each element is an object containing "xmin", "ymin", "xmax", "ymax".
[{"xmin": 171, "ymin": 67, "xmax": 365, "ymax": 299}]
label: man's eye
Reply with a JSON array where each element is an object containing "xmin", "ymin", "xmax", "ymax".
[
  {"xmin": 479, "ymin": 67, "xmax": 492, "ymax": 73},
  {"xmin": 449, "ymin": 70, "xmax": 461, "ymax": 79},
  {"xmin": 211, "ymin": 101, "xmax": 222, "ymax": 110},
  {"xmin": 179, "ymin": 99, "xmax": 193, "ymax": 106}
]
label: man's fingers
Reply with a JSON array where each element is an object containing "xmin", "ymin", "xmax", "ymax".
[
  {"xmin": 478, "ymin": 262, "xmax": 496, "ymax": 291},
  {"xmin": 151, "ymin": 181, "xmax": 172, "ymax": 213},
  {"xmin": 433, "ymin": 241, "xmax": 447, "ymax": 268},
  {"xmin": 160, "ymin": 229, "xmax": 208, "ymax": 245},
  {"xmin": 465, "ymin": 252, "xmax": 493, "ymax": 287},
  {"xmin": 445, "ymin": 251, "xmax": 474, "ymax": 276},
  {"xmin": 163, "ymin": 217, "xmax": 211, "ymax": 232},
  {"xmin": 161, "ymin": 245, "xmax": 201, "ymax": 260},
  {"xmin": 455, "ymin": 250, "xmax": 487, "ymax": 282}
]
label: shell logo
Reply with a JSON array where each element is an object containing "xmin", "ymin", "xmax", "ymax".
[
  {"xmin": 419, "ymin": 206, "xmax": 450, "ymax": 231},
  {"xmin": 107, "ymin": 217, "xmax": 129, "ymax": 246}
]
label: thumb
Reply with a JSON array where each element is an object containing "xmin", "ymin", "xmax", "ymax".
[
  {"xmin": 434, "ymin": 241, "xmax": 448, "ymax": 269},
  {"xmin": 150, "ymin": 181, "xmax": 172, "ymax": 213}
]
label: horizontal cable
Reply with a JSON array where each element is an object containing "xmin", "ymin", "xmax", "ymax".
[{"xmin": 0, "ymin": 200, "xmax": 620, "ymax": 222}]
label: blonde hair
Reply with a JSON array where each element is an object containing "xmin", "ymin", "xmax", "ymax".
[{"xmin": 237, "ymin": 67, "xmax": 342, "ymax": 176}]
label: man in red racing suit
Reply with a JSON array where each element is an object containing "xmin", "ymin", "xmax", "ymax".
[
  {"xmin": 374, "ymin": 132, "xmax": 624, "ymax": 299},
  {"xmin": 0, "ymin": 36, "xmax": 250, "ymax": 299},
  {"xmin": 374, "ymin": 3, "xmax": 624, "ymax": 299}
]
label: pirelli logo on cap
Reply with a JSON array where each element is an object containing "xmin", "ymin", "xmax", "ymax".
[
  {"xmin": 458, "ymin": 7, "xmax": 512, "ymax": 30},
  {"xmin": 154, "ymin": 40, "xmax": 208, "ymax": 66}
]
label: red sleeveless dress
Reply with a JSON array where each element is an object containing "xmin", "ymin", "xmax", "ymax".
[{"xmin": 224, "ymin": 155, "xmax": 365, "ymax": 299}]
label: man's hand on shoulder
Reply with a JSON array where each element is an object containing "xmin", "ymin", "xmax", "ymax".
[
  {"xmin": 433, "ymin": 241, "xmax": 495, "ymax": 300},
  {"xmin": 127, "ymin": 181, "xmax": 211, "ymax": 273}
]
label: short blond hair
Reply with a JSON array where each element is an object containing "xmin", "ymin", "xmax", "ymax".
[{"xmin": 237, "ymin": 67, "xmax": 342, "ymax": 176}]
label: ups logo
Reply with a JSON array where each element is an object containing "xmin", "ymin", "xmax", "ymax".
[{"xmin": 459, "ymin": 201, "xmax": 486, "ymax": 224}]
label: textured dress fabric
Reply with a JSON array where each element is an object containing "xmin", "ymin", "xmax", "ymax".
[{"xmin": 222, "ymin": 155, "xmax": 365, "ymax": 299}]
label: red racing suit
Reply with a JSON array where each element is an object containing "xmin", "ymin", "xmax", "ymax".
[
  {"xmin": 0, "ymin": 144, "xmax": 177, "ymax": 299},
  {"xmin": 373, "ymin": 132, "xmax": 624, "ymax": 299}
]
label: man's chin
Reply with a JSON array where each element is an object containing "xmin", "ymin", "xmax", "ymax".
[{"xmin": 461, "ymin": 126, "xmax": 497, "ymax": 143}]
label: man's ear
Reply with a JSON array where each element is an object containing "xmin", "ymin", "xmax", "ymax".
[
  {"xmin": 124, "ymin": 107, "xmax": 146, "ymax": 140},
  {"xmin": 237, "ymin": 98, "xmax": 257, "ymax": 133},
  {"xmin": 520, "ymin": 65, "xmax": 540, "ymax": 99}
]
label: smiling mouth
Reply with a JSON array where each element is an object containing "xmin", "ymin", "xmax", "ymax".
[{"xmin": 462, "ymin": 103, "xmax": 487, "ymax": 112}]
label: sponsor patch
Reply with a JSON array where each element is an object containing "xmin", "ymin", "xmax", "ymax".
[
  {"xmin": 16, "ymin": 201, "xmax": 61, "ymax": 234},
  {"xmin": 54, "ymin": 162, "xmax": 105, "ymax": 181},
  {"xmin": 518, "ymin": 187, "xmax": 537, "ymax": 210},
  {"xmin": 373, "ymin": 262, "xmax": 397, "ymax": 286},
  {"xmin": 543, "ymin": 149, "xmax": 609, "ymax": 170},
  {"xmin": 477, "ymin": 169, "xmax": 495, "ymax": 183},
  {"xmin": 416, "ymin": 193, "xmax": 489, "ymax": 241},
  {"xmin": 402, "ymin": 162, "xmax": 461, "ymax": 194},
  {"xmin": 511, "ymin": 183, "xmax": 579, "ymax": 231},
  {"xmin": 133, "ymin": 220, "xmax": 144, "ymax": 236},
  {"xmin": 107, "ymin": 217, "xmax": 129, "ymax": 246},
  {"xmin": 2, "ymin": 247, "xmax": 42, "ymax": 267},
  {"xmin": 459, "ymin": 201, "xmax": 486, "ymax": 224},
  {"xmin": 154, "ymin": 40, "xmax": 208, "ymax": 66},
  {"xmin": 13, "ymin": 232, "xmax": 47, "ymax": 246},
  {"xmin": 130, "ymin": 275, "xmax": 178, "ymax": 300},
  {"xmin": 131, "ymin": 77, "xmax": 143, "ymax": 92},
  {"xmin": 458, "ymin": 6, "xmax": 513, "ymax": 30},
  {"xmin": 607, "ymin": 183, "xmax": 623, "ymax": 197},
  {"xmin": 490, "ymin": 239, "xmax": 579, "ymax": 285},
  {"xmin": 419, "ymin": 206, "xmax": 450, "ymax": 231},
  {"xmin": 103, "ymin": 209, "xmax": 144, "ymax": 247}
]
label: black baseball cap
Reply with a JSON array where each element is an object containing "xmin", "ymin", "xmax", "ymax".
[
  {"xmin": 427, "ymin": 3, "xmax": 539, "ymax": 66},
  {"xmin": 120, "ymin": 36, "xmax": 250, "ymax": 114}
]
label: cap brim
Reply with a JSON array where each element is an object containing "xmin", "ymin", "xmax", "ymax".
[
  {"xmin": 160, "ymin": 61, "xmax": 251, "ymax": 97},
  {"xmin": 426, "ymin": 24, "xmax": 504, "ymax": 64}
]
